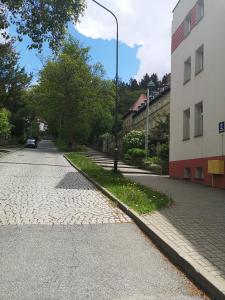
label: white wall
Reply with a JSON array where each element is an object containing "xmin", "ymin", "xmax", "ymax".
[{"xmin": 170, "ymin": 0, "xmax": 225, "ymax": 162}]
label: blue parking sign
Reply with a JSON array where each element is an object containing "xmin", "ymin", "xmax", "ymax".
[{"xmin": 219, "ymin": 121, "xmax": 225, "ymax": 133}]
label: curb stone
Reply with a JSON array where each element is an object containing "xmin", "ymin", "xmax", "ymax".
[{"xmin": 64, "ymin": 154, "xmax": 225, "ymax": 300}]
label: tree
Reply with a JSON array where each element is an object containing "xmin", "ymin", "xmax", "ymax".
[
  {"xmin": 129, "ymin": 78, "xmax": 139, "ymax": 91},
  {"xmin": 33, "ymin": 38, "xmax": 114, "ymax": 147},
  {"xmin": 161, "ymin": 73, "xmax": 170, "ymax": 86},
  {"xmin": 0, "ymin": 108, "xmax": 11, "ymax": 136},
  {"xmin": 139, "ymin": 73, "xmax": 151, "ymax": 89},
  {"xmin": 0, "ymin": 42, "xmax": 31, "ymax": 110},
  {"xmin": 0, "ymin": 0, "xmax": 86, "ymax": 51},
  {"xmin": 0, "ymin": 42, "xmax": 31, "ymax": 139}
]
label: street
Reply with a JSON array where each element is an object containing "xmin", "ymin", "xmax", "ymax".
[{"xmin": 0, "ymin": 140, "xmax": 205, "ymax": 299}]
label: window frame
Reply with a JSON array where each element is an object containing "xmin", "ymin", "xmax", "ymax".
[
  {"xmin": 184, "ymin": 14, "xmax": 191, "ymax": 38},
  {"xmin": 195, "ymin": 167, "xmax": 204, "ymax": 180},
  {"xmin": 196, "ymin": 0, "xmax": 204, "ymax": 23},
  {"xmin": 184, "ymin": 167, "xmax": 191, "ymax": 179},
  {"xmin": 183, "ymin": 108, "xmax": 191, "ymax": 141},
  {"xmin": 195, "ymin": 45, "xmax": 204, "ymax": 76},
  {"xmin": 184, "ymin": 57, "xmax": 192, "ymax": 85},
  {"xmin": 194, "ymin": 101, "xmax": 203, "ymax": 137}
]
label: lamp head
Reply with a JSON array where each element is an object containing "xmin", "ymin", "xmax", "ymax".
[{"xmin": 147, "ymin": 80, "xmax": 155, "ymax": 91}]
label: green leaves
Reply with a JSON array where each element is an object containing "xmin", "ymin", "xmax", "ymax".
[
  {"xmin": 34, "ymin": 39, "xmax": 114, "ymax": 147},
  {"xmin": 0, "ymin": 42, "xmax": 31, "ymax": 112},
  {"xmin": 1, "ymin": 0, "xmax": 86, "ymax": 51},
  {"xmin": 0, "ymin": 108, "xmax": 11, "ymax": 136}
]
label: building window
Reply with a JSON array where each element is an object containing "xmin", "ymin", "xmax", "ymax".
[
  {"xmin": 195, "ymin": 167, "xmax": 204, "ymax": 179},
  {"xmin": 195, "ymin": 45, "xmax": 204, "ymax": 75},
  {"xmin": 183, "ymin": 108, "xmax": 190, "ymax": 140},
  {"xmin": 184, "ymin": 57, "xmax": 191, "ymax": 84},
  {"xmin": 195, "ymin": 101, "xmax": 203, "ymax": 137},
  {"xmin": 196, "ymin": 0, "xmax": 204, "ymax": 22},
  {"xmin": 184, "ymin": 15, "xmax": 191, "ymax": 37},
  {"xmin": 184, "ymin": 168, "xmax": 191, "ymax": 179}
]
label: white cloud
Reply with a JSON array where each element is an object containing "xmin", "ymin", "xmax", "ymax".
[{"xmin": 76, "ymin": 0, "xmax": 178, "ymax": 80}]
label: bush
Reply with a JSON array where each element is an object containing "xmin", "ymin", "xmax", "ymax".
[
  {"xmin": 123, "ymin": 130, "xmax": 145, "ymax": 153},
  {"xmin": 144, "ymin": 156, "xmax": 161, "ymax": 165},
  {"xmin": 143, "ymin": 156, "xmax": 169, "ymax": 175},
  {"xmin": 126, "ymin": 148, "xmax": 146, "ymax": 164},
  {"xmin": 143, "ymin": 156, "xmax": 162, "ymax": 174}
]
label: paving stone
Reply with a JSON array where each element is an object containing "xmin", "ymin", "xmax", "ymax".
[
  {"xmin": 126, "ymin": 172, "xmax": 225, "ymax": 293},
  {"xmin": 0, "ymin": 141, "xmax": 131, "ymax": 226}
]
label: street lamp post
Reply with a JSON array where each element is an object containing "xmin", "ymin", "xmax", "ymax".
[
  {"xmin": 92, "ymin": 0, "xmax": 119, "ymax": 172},
  {"xmin": 145, "ymin": 80, "xmax": 155, "ymax": 157}
]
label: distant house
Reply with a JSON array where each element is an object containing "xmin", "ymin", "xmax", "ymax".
[
  {"xmin": 122, "ymin": 94, "xmax": 147, "ymax": 135},
  {"xmin": 122, "ymin": 85, "xmax": 170, "ymax": 146}
]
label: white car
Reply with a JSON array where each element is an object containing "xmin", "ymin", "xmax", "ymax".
[{"xmin": 25, "ymin": 138, "xmax": 37, "ymax": 148}]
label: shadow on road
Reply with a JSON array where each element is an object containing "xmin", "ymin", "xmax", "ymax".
[{"xmin": 56, "ymin": 172, "xmax": 95, "ymax": 190}]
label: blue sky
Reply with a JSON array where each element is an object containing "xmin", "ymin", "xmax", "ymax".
[{"xmin": 14, "ymin": 24, "xmax": 140, "ymax": 84}]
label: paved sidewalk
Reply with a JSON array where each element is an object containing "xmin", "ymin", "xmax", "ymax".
[
  {"xmin": 126, "ymin": 174, "xmax": 225, "ymax": 297},
  {"xmin": 87, "ymin": 150, "xmax": 153, "ymax": 175}
]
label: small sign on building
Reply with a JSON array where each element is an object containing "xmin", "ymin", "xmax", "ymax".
[{"xmin": 219, "ymin": 121, "xmax": 225, "ymax": 134}]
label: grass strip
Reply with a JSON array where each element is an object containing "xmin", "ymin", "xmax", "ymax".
[{"xmin": 66, "ymin": 152, "xmax": 172, "ymax": 215}]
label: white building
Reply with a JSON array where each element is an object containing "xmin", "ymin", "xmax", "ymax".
[{"xmin": 170, "ymin": 0, "xmax": 225, "ymax": 188}]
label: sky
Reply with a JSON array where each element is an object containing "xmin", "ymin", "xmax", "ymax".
[{"xmin": 15, "ymin": 0, "xmax": 178, "ymax": 83}]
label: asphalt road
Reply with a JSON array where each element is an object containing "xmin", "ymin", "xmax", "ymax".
[{"xmin": 0, "ymin": 140, "xmax": 206, "ymax": 300}]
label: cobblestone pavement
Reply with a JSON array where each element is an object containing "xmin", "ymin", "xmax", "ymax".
[
  {"xmin": 0, "ymin": 140, "xmax": 130, "ymax": 225},
  {"xmin": 126, "ymin": 174, "xmax": 225, "ymax": 296}
]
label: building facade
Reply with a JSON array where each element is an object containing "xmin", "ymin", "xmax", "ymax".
[
  {"xmin": 122, "ymin": 86, "xmax": 170, "ymax": 144},
  {"xmin": 170, "ymin": 0, "xmax": 225, "ymax": 188},
  {"xmin": 133, "ymin": 87, "xmax": 170, "ymax": 135}
]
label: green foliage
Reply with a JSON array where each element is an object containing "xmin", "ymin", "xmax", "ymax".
[
  {"xmin": 0, "ymin": 42, "xmax": 31, "ymax": 110},
  {"xmin": 151, "ymin": 114, "xmax": 170, "ymax": 142},
  {"xmin": 1, "ymin": 0, "xmax": 86, "ymax": 51},
  {"xmin": 118, "ymin": 88, "xmax": 145, "ymax": 117},
  {"xmin": 123, "ymin": 130, "xmax": 145, "ymax": 153},
  {"xmin": 67, "ymin": 152, "xmax": 171, "ymax": 214},
  {"xmin": 144, "ymin": 156, "xmax": 162, "ymax": 165},
  {"xmin": 0, "ymin": 108, "xmax": 11, "ymax": 136},
  {"xmin": 157, "ymin": 143, "xmax": 169, "ymax": 162},
  {"xmin": 0, "ymin": 42, "xmax": 31, "ymax": 139},
  {"xmin": 33, "ymin": 39, "xmax": 114, "ymax": 147},
  {"xmin": 125, "ymin": 148, "xmax": 146, "ymax": 164},
  {"xmin": 143, "ymin": 154, "xmax": 169, "ymax": 175},
  {"xmin": 143, "ymin": 156, "xmax": 162, "ymax": 174},
  {"xmin": 55, "ymin": 139, "xmax": 87, "ymax": 153}
]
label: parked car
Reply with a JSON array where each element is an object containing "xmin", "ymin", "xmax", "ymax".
[{"xmin": 25, "ymin": 138, "xmax": 37, "ymax": 148}]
